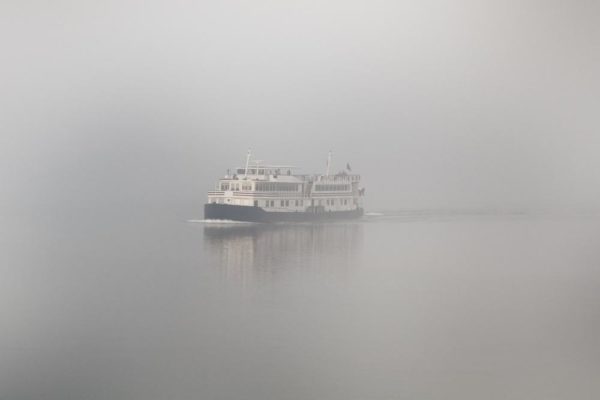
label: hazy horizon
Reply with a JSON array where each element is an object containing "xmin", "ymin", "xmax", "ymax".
[{"xmin": 2, "ymin": 0, "xmax": 600, "ymax": 215}]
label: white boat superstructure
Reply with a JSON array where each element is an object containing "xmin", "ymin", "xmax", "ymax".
[{"xmin": 205, "ymin": 151, "xmax": 364, "ymax": 222}]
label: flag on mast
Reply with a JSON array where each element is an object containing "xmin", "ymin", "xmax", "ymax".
[{"xmin": 346, "ymin": 163, "xmax": 351, "ymax": 171}]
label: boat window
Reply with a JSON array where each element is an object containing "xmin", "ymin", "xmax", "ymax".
[
  {"xmin": 255, "ymin": 182, "xmax": 299, "ymax": 192},
  {"xmin": 314, "ymin": 184, "xmax": 349, "ymax": 192}
]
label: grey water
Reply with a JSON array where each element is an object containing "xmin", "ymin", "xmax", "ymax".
[{"xmin": 2, "ymin": 211, "xmax": 600, "ymax": 399}]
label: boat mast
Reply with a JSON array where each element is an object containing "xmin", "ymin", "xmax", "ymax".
[
  {"xmin": 326, "ymin": 150, "xmax": 332, "ymax": 177},
  {"xmin": 244, "ymin": 149, "xmax": 251, "ymax": 178}
]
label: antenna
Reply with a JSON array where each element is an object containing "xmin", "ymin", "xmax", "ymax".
[{"xmin": 244, "ymin": 149, "xmax": 251, "ymax": 178}]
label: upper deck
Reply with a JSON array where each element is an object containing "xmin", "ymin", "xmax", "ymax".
[
  {"xmin": 223, "ymin": 164, "xmax": 360, "ymax": 183},
  {"xmin": 215, "ymin": 156, "xmax": 358, "ymax": 189}
]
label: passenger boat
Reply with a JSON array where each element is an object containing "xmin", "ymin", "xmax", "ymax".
[{"xmin": 204, "ymin": 151, "xmax": 365, "ymax": 222}]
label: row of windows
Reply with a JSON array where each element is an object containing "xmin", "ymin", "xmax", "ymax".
[
  {"xmin": 219, "ymin": 183, "xmax": 255, "ymax": 191},
  {"xmin": 210, "ymin": 197, "xmax": 357, "ymax": 207},
  {"xmin": 324, "ymin": 199, "xmax": 349, "ymax": 206},
  {"xmin": 255, "ymin": 182, "xmax": 300, "ymax": 192},
  {"xmin": 236, "ymin": 168, "xmax": 291, "ymax": 176},
  {"xmin": 263, "ymin": 199, "xmax": 305, "ymax": 207},
  {"xmin": 319, "ymin": 198, "xmax": 350, "ymax": 206},
  {"xmin": 237, "ymin": 168, "xmax": 265, "ymax": 175},
  {"xmin": 259, "ymin": 199, "xmax": 352, "ymax": 208},
  {"xmin": 315, "ymin": 184, "xmax": 350, "ymax": 192},
  {"xmin": 220, "ymin": 182, "xmax": 350, "ymax": 192}
]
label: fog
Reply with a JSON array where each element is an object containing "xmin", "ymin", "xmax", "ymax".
[
  {"xmin": 2, "ymin": 1, "xmax": 600, "ymax": 399},
  {"xmin": 2, "ymin": 0, "xmax": 599, "ymax": 214}
]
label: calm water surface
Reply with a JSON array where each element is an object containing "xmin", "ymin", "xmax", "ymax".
[{"xmin": 2, "ymin": 212, "xmax": 600, "ymax": 399}]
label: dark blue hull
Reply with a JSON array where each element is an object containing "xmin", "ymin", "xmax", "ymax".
[{"xmin": 204, "ymin": 203, "xmax": 363, "ymax": 223}]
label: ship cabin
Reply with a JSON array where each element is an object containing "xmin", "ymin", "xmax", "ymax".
[{"xmin": 207, "ymin": 163, "xmax": 363, "ymax": 213}]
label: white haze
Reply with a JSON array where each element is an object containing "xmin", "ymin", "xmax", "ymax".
[
  {"xmin": 1, "ymin": 0, "xmax": 599, "ymax": 214},
  {"xmin": 2, "ymin": 2, "xmax": 600, "ymax": 400}
]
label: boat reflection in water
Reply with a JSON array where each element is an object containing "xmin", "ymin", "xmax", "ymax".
[{"xmin": 203, "ymin": 222, "xmax": 363, "ymax": 285}]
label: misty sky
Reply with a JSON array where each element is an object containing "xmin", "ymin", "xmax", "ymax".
[{"xmin": 2, "ymin": 0, "xmax": 599, "ymax": 213}]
